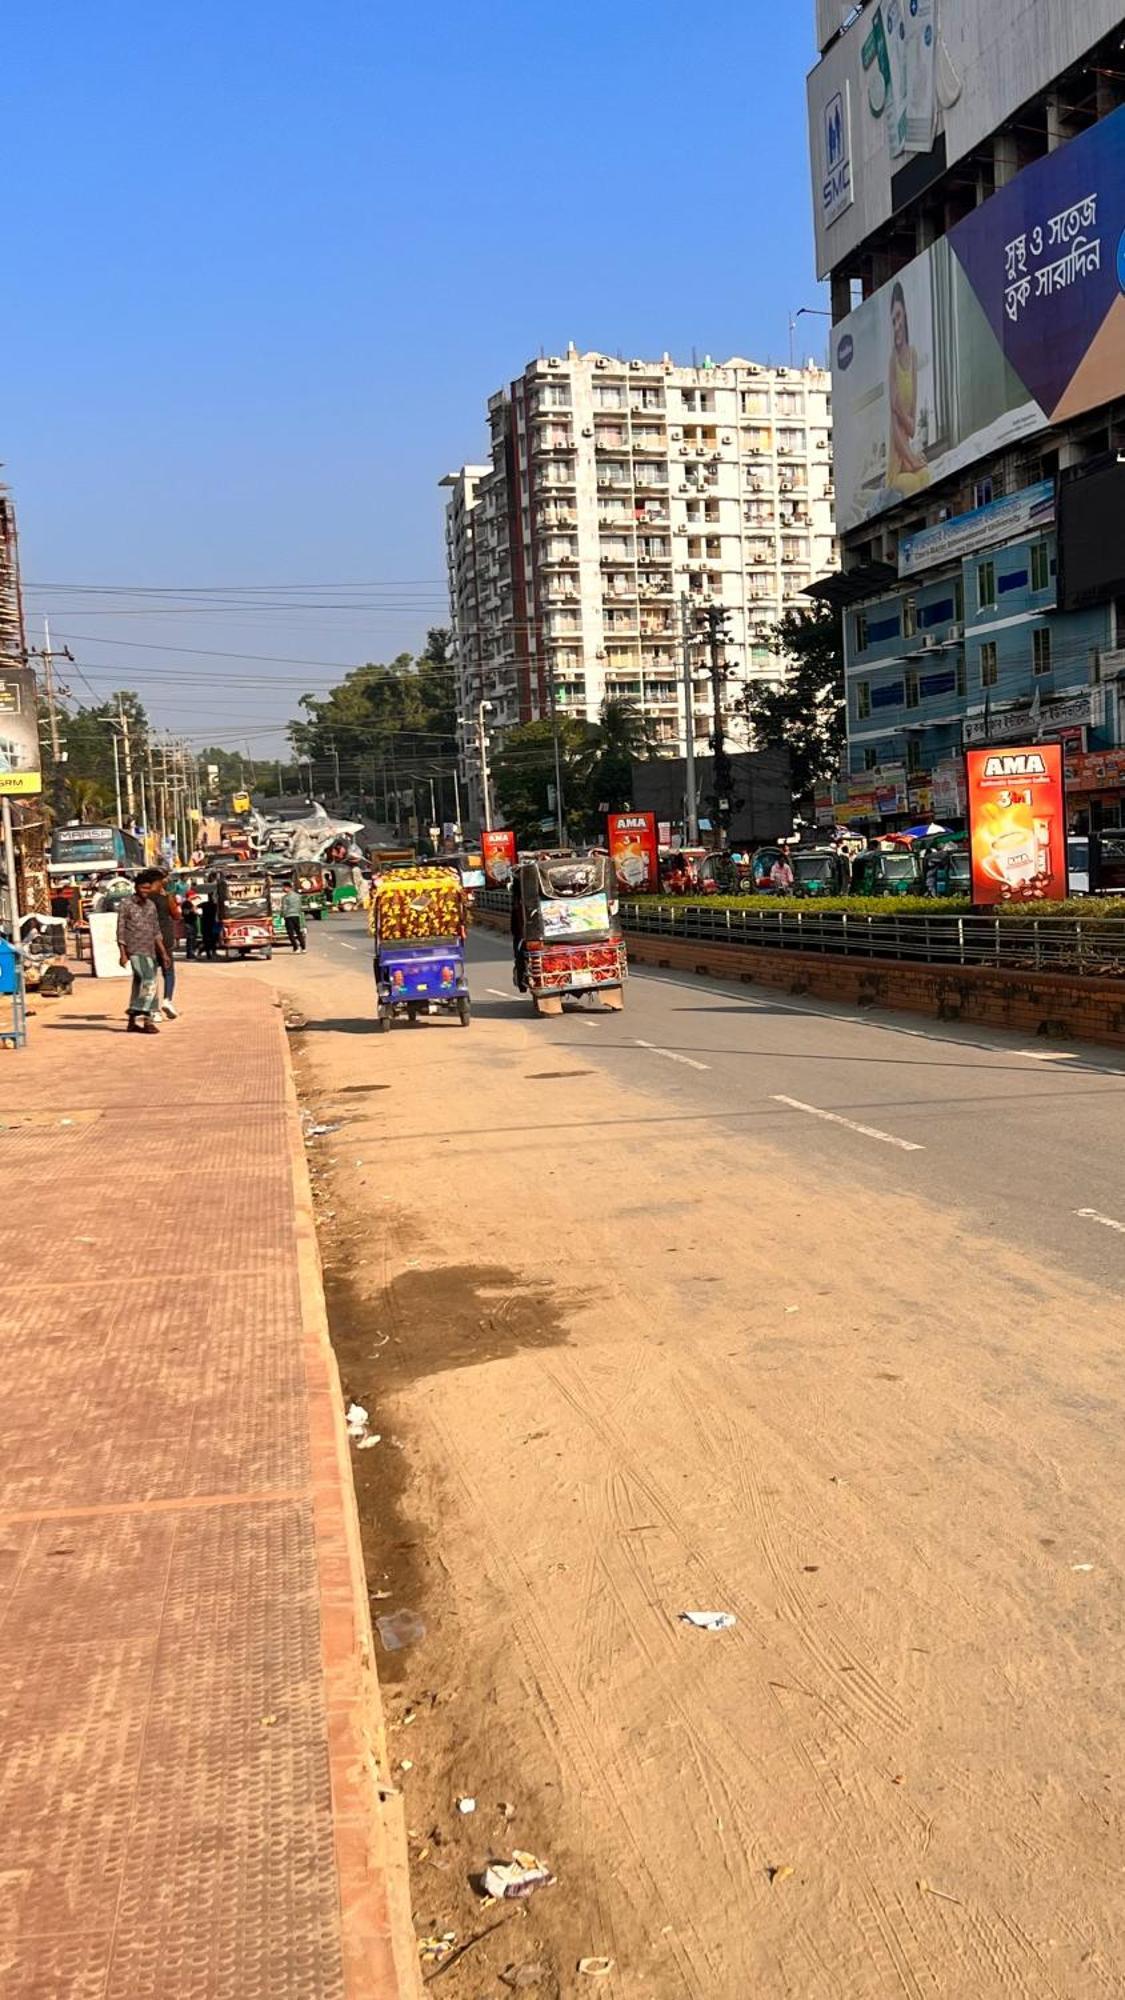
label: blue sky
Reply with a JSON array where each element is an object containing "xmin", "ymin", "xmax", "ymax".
[{"xmin": 8, "ymin": 1, "xmax": 825, "ymax": 757}]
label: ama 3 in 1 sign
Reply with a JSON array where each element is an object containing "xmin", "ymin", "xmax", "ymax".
[{"xmin": 965, "ymin": 744, "xmax": 1068, "ymax": 905}]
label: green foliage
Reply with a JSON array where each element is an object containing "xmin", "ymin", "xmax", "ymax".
[
  {"xmin": 47, "ymin": 690, "xmax": 150, "ymax": 823},
  {"xmin": 493, "ymin": 697, "xmax": 662, "ymax": 846},
  {"xmin": 624, "ymin": 892, "xmax": 1125, "ymax": 921},
  {"xmin": 737, "ymin": 602, "xmax": 845, "ymax": 806},
  {"xmin": 492, "ymin": 715, "xmax": 600, "ymax": 848},
  {"xmin": 288, "ymin": 629, "xmax": 456, "ymax": 797}
]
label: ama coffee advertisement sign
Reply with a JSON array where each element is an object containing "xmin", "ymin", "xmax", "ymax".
[
  {"xmin": 965, "ymin": 745, "xmax": 1068, "ymax": 906},
  {"xmin": 607, "ymin": 812, "xmax": 658, "ymax": 894},
  {"xmin": 481, "ymin": 828, "xmax": 517, "ymax": 886},
  {"xmin": 832, "ymin": 101, "xmax": 1125, "ymax": 532}
]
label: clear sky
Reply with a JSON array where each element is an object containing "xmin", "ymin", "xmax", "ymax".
[{"xmin": 8, "ymin": 1, "xmax": 825, "ymax": 758}]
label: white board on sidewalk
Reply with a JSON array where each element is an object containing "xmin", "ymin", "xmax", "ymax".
[{"xmin": 88, "ymin": 910, "xmax": 129, "ymax": 979}]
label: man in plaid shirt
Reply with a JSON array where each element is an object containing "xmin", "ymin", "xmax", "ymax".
[{"xmin": 116, "ymin": 869, "xmax": 171, "ymax": 1034}]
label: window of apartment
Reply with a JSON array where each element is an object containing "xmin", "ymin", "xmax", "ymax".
[
  {"xmin": 906, "ymin": 738, "xmax": 924, "ymax": 773},
  {"xmin": 1033, "ymin": 626, "xmax": 1052, "ymax": 676},
  {"xmin": 904, "ymin": 669, "xmax": 919, "ymax": 709},
  {"xmin": 854, "ymin": 610, "xmax": 869, "ymax": 653},
  {"xmin": 681, "ymin": 390, "xmax": 697, "ymax": 412},
  {"xmin": 863, "ymin": 745, "xmax": 878, "ymax": 771},
  {"xmin": 741, "ymin": 390, "xmax": 769, "ymax": 416},
  {"xmin": 980, "ymin": 640, "xmax": 999, "ymax": 687},
  {"xmin": 687, "ymin": 537, "xmax": 702, "ymax": 559},
  {"xmin": 1030, "ymin": 542, "xmax": 1051, "ymax": 593},
  {"xmin": 594, "ymin": 386, "xmax": 623, "ymax": 409},
  {"xmin": 956, "ymin": 655, "xmax": 967, "ymax": 697},
  {"xmin": 776, "ymin": 391, "xmax": 800, "ymax": 415},
  {"xmin": 975, "ymin": 475, "xmax": 994, "ymax": 508},
  {"xmin": 977, "ymin": 560, "xmax": 996, "ymax": 612},
  {"xmin": 903, "ymin": 595, "xmax": 917, "ymax": 640},
  {"xmin": 856, "ymin": 680, "xmax": 871, "ymax": 721},
  {"xmin": 954, "ymin": 577, "xmax": 965, "ymax": 623},
  {"xmin": 778, "ymin": 429, "xmax": 806, "ymax": 454}
]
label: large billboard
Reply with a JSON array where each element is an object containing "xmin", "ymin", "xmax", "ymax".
[
  {"xmin": 0, "ymin": 668, "xmax": 42, "ymax": 797},
  {"xmin": 965, "ymin": 744, "xmax": 1068, "ymax": 905},
  {"xmin": 481, "ymin": 828, "xmax": 517, "ymax": 886},
  {"xmin": 833, "ymin": 103, "xmax": 1125, "ymax": 534},
  {"xmin": 1057, "ymin": 459, "xmax": 1125, "ymax": 612},
  {"xmin": 808, "ymin": 0, "xmax": 1123, "ymax": 278}
]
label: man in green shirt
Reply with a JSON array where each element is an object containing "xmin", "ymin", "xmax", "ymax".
[{"xmin": 280, "ymin": 886, "xmax": 306, "ymax": 952}]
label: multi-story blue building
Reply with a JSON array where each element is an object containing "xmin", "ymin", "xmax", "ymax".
[{"xmin": 806, "ymin": 1, "xmax": 1125, "ymax": 834}]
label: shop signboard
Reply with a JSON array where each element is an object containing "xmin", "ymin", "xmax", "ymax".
[
  {"xmin": 832, "ymin": 102, "xmax": 1125, "ymax": 534},
  {"xmin": 606, "ymin": 811, "xmax": 658, "ymax": 893},
  {"xmin": 231, "ymin": 789, "xmax": 251, "ymax": 815},
  {"xmin": 899, "ymin": 480, "xmax": 1055, "ymax": 579},
  {"xmin": 963, "ymin": 692, "xmax": 1097, "ymax": 748},
  {"xmin": 932, "ymin": 757, "xmax": 966, "ymax": 819},
  {"xmin": 965, "ymin": 743, "xmax": 1068, "ymax": 904},
  {"xmin": 481, "ymin": 828, "xmax": 517, "ymax": 886},
  {"xmin": 1065, "ymin": 747, "xmax": 1125, "ymax": 791},
  {"xmin": 0, "ymin": 668, "xmax": 42, "ymax": 797}
]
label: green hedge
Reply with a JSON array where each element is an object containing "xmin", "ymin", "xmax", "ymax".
[{"xmin": 624, "ymin": 893, "xmax": 1125, "ymax": 923}]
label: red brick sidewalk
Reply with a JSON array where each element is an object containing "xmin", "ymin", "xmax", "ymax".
[{"xmin": 0, "ymin": 967, "xmax": 419, "ymax": 1999}]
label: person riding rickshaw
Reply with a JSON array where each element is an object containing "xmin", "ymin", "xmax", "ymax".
[{"xmin": 512, "ymin": 850, "xmax": 626, "ymax": 1015}]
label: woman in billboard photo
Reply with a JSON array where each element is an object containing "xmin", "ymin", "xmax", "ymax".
[{"xmin": 887, "ymin": 281, "xmax": 930, "ymax": 499}]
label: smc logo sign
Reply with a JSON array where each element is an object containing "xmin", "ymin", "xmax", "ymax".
[
  {"xmin": 822, "ymin": 87, "xmax": 853, "ymax": 227},
  {"xmin": 836, "ymin": 333, "xmax": 855, "ymax": 371}
]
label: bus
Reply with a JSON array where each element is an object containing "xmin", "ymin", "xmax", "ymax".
[{"xmin": 48, "ymin": 823, "xmax": 145, "ymax": 880}]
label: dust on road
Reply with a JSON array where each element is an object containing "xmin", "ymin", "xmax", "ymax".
[{"xmin": 285, "ymin": 953, "xmax": 1125, "ymax": 1999}]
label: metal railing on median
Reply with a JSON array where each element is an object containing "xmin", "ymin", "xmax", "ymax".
[
  {"xmin": 473, "ymin": 887, "xmax": 1125, "ymax": 978},
  {"xmin": 618, "ymin": 901, "xmax": 1125, "ymax": 979}
]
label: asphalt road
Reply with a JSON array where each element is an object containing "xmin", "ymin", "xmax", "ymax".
[
  {"xmin": 277, "ymin": 913, "xmax": 1125, "ymax": 1997},
  {"xmin": 308, "ymin": 911, "xmax": 1125, "ymax": 1293}
]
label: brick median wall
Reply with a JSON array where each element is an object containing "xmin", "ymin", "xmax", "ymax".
[{"xmin": 473, "ymin": 908, "xmax": 1125, "ymax": 1049}]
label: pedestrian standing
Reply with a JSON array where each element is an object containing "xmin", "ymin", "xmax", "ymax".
[
  {"xmin": 280, "ymin": 885, "xmax": 306, "ymax": 951},
  {"xmin": 769, "ymin": 853, "xmax": 795, "ymax": 896},
  {"xmin": 116, "ymin": 869, "xmax": 170, "ymax": 1034},
  {"xmin": 199, "ymin": 891, "xmax": 220, "ymax": 961},
  {"xmin": 182, "ymin": 894, "xmax": 200, "ymax": 960},
  {"xmin": 153, "ymin": 871, "xmax": 182, "ymax": 1018}
]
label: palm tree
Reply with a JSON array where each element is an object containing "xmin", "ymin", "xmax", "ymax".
[
  {"xmin": 589, "ymin": 697, "xmax": 661, "ymax": 813},
  {"xmin": 67, "ymin": 776, "xmax": 111, "ymax": 824}
]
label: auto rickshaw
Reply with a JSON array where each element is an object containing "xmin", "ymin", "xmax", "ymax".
[
  {"xmin": 214, "ymin": 865, "xmax": 274, "ymax": 958},
  {"xmin": 790, "ymin": 847, "xmax": 852, "ymax": 897},
  {"xmin": 513, "ymin": 850, "xmax": 626, "ymax": 1015},
  {"xmin": 849, "ymin": 846, "xmax": 924, "ymax": 896},
  {"xmin": 296, "ymin": 862, "xmax": 327, "ymax": 920},
  {"xmin": 369, "ymin": 864, "xmax": 470, "ymax": 1029}
]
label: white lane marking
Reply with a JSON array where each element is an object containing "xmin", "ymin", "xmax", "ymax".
[
  {"xmin": 486, "ymin": 988, "xmax": 510, "ymax": 998},
  {"xmin": 1075, "ymin": 1207, "xmax": 1125, "ymax": 1235},
  {"xmin": 634, "ymin": 1038, "xmax": 710, "ymax": 1072},
  {"xmin": 580, "ymin": 1019, "xmax": 601, "ymax": 1029},
  {"xmin": 629, "ymin": 963, "xmax": 1125, "ymax": 1072},
  {"xmin": 773, "ymin": 1093, "xmax": 924, "ymax": 1152},
  {"xmin": 337, "ymin": 941, "xmax": 358, "ymax": 951},
  {"xmin": 1017, "ymin": 1050, "xmax": 1077, "ymax": 1062}
]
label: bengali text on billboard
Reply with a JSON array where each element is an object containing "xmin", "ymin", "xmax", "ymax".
[
  {"xmin": 833, "ymin": 102, "xmax": 1125, "ymax": 534},
  {"xmin": 965, "ymin": 744, "xmax": 1068, "ymax": 906}
]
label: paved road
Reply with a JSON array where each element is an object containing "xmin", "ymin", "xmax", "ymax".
[
  {"xmin": 281, "ymin": 914, "xmax": 1125, "ymax": 1999},
  {"xmin": 310, "ymin": 911, "xmax": 1125, "ymax": 1289}
]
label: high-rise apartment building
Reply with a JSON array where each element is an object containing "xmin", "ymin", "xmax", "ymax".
[
  {"xmin": 442, "ymin": 348, "xmax": 835, "ymax": 823},
  {"xmin": 807, "ymin": 1, "xmax": 1125, "ymax": 832}
]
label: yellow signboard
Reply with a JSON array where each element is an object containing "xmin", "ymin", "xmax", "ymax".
[
  {"xmin": 232, "ymin": 790, "xmax": 251, "ymax": 815},
  {"xmin": 0, "ymin": 669, "xmax": 43, "ymax": 795}
]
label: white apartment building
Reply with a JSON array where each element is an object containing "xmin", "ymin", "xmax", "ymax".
[{"xmin": 443, "ymin": 346, "xmax": 835, "ymax": 821}]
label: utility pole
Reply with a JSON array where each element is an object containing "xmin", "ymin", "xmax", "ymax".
[
  {"xmin": 477, "ymin": 700, "xmax": 494, "ymax": 831},
  {"xmin": 26, "ymin": 619, "xmax": 72, "ymax": 814},
  {"xmin": 111, "ymin": 732, "xmax": 123, "ymax": 826},
  {"xmin": 118, "ymin": 702, "xmax": 136, "ymax": 828},
  {"xmin": 680, "ymin": 594, "xmax": 700, "ymax": 845},
  {"xmin": 705, "ymin": 602, "xmax": 735, "ymax": 851}
]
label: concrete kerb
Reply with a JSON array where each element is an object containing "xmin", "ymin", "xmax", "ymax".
[{"xmin": 274, "ymin": 996, "xmax": 423, "ymax": 2000}]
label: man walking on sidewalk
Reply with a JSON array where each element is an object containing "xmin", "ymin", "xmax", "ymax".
[
  {"xmin": 280, "ymin": 885, "xmax": 307, "ymax": 952},
  {"xmin": 153, "ymin": 869, "xmax": 182, "ymax": 1018},
  {"xmin": 117, "ymin": 869, "xmax": 170, "ymax": 1034}
]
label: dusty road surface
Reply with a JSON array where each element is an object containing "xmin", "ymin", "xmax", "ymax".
[{"xmin": 270, "ymin": 914, "xmax": 1125, "ymax": 1998}]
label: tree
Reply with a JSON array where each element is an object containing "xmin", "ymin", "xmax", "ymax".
[
  {"xmin": 587, "ymin": 697, "xmax": 662, "ymax": 813},
  {"xmin": 43, "ymin": 691, "xmax": 151, "ymax": 824},
  {"xmin": 288, "ymin": 641, "xmax": 456, "ymax": 803},
  {"xmin": 492, "ymin": 716, "xmax": 600, "ymax": 848},
  {"xmin": 738, "ymin": 602, "xmax": 845, "ymax": 807}
]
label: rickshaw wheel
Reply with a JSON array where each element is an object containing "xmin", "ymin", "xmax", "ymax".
[
  {"xmin": 407, "ymin": 1003, "xmax": 421, "ymax": 1025},
  {"xmin": 457, "ymin": 997, "xmax": 471, "ymax": 1027},
  {"xmin": 376, "ymin": 1012, "xmax": 390, "ymax": 1033}
]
